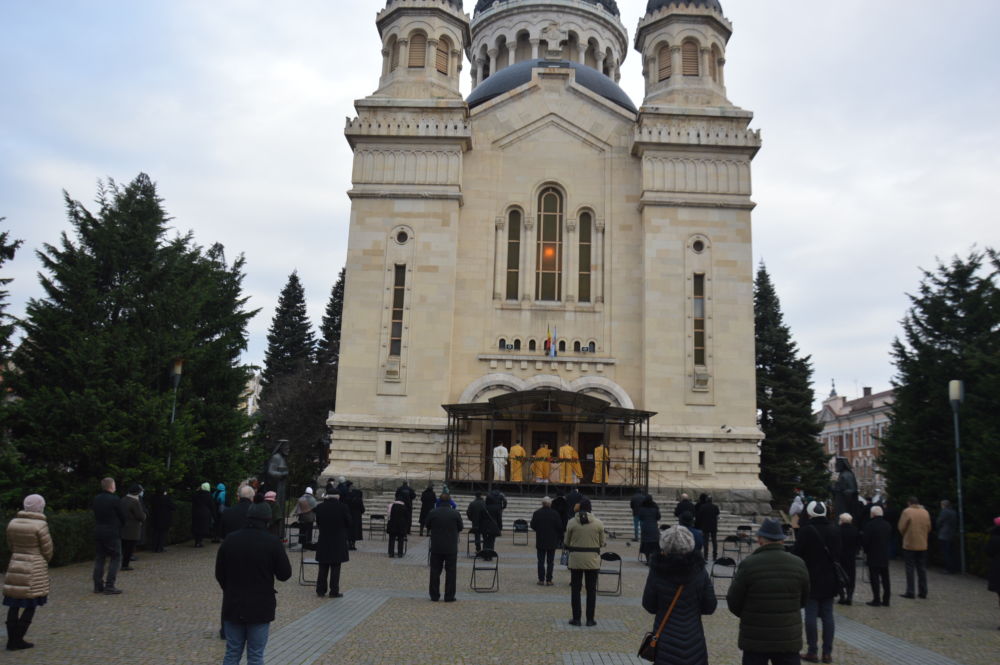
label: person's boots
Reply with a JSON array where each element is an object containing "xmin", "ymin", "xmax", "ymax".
[
  {"xmin": 5, "ymin": 621, "xmax": 17, "ymax": 650},
  {"xmin": 16, "ymin": 618, "xmax": 33, "ymax": 649}
]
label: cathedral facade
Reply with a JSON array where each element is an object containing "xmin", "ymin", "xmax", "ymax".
[{"xmin": 326, "ymin": 0, "xmax": 767, "ymax": 497}]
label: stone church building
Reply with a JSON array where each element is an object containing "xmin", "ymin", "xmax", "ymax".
[{"xmin": 325, "ymin": 0, "xmax": 767, "ymax": 498}]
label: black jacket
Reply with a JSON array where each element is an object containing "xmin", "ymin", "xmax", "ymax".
[
  {"xmin": 674, "ymin": 499, "xmax": 695, "ymax": 519},
  {"xmin": 630, "ymin": 491, "xmax": 645, "ymax": 517},
  {"xmin": 986, "ymin": 526, "xmax": 1000, "ymax": 593},
  {"xmin": 694, "ymin": 501, "xmax": 720, "ymax": 532},
  {"xmin": 552, "ymin": 496, "xmax": 569, "ymax": 525},
  {"xmin": 386, "ymin": 502, "xmax": 409, "ymax": 536},
  {"xmin": 220, "ymin": 498, "xmax": 253, "ymax": 538},
  {"xmin": 530, "ymin": 506, "xmax": 564, "ymax": 551},
  {"xmin": 93, "ymin": 491, "xmax": 125, "ymax": 539},
  {"xmin": 727, "ymin": 543, "xmax": 810, "ymax": 653},
  {"xmin": 314, "ymin": 498, "xmax": 352, "ymax": 564},
  {"xmin": 149, "ymin": 493, "xmax": 175, "ymax": 531},
  {"xmin": 861, "ymin": 516, "xmax": 891, "ymax": 567},
  {"xmin": 419, "ymin": 488, "xmax": 436, "ymax": 525},
  {"xmin": 191, "ymin": 489, "xmax": 215, "ymax": 538},
  {"xmin": 466, "ymin": 498, "xmax": 486, "ymax": 530},
  {"xmin": 565, "ymin": 490, "xmax": 584, "ymax": 515},
  {"xmin": 426, "ymin": 506, "xmax": 464, "ymax": 555},
  {"xmin": 638, "ymin": 504, "xmax": 662, "ymax": 543},
  {"xmin": 794, "ymin": 518, "xmax": 842, "ymax": 599},
  {"xmin": 346, "ymin": 489, "xmax": 365, "ymax": 541},
  {"xmin": 839, "ymin": 523, "xmax": 859, "ymax": 567},
  {"xmin": 642, "ymin": 552, "xmax": 716, "ymax": 665},
  {"xmin": 215, "ymin": 523, "xmax": 291, "ymax": 624}
]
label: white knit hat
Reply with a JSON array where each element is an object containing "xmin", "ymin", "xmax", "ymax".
[
  {"xmin": 807, "ymin": 500, "xmax": 827, "ymax": 517},
  {"xmin": 659, "ymin": 525, "xmax": 696, "ymax": 554}
]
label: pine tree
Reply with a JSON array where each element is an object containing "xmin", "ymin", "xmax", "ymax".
[
  {"xmin": 754, "ymin": 263, "xmax": 827, "ymax": 507},
  {"xmin": 3, "ymin": 174, "xmax": 259, "ymax": 508},
  {"xmin": 261, "ymin": 271, "xmax": 315, "ymax": 394},
  {"xmin": 317, "ymin": 267, "xmax": 344, "ymax": 368},
  {"xmin": 879, "ymin": 248, "xmax": 1000, "ymax": 529},
  {"xmin": 0, "ymin": 218, "xmax": 25, "ymax": 506},
  {"xmin": 0, "ymin": 218, "xmax": 23, "ymax": 360}
]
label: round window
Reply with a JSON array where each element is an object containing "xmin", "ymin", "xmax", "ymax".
[
  {"xmin": 396, "ymin": 230, "xmax": 409, "ymax": 244},
  {"xmin": 692, "ymin": 239, "xmax": 705, "ymax": 253}
]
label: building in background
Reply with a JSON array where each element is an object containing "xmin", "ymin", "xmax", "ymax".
[{"xmin": 816, "ymin": 384, "xmax": 894, "ymax": 496}]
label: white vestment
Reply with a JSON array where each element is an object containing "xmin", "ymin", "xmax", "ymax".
[{"xmin": 492, "ymin": 445, "xmax": 509, "ymax": 481}]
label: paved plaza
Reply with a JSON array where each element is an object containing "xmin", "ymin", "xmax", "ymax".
[{"xmin": 3, "ymin": 529, "xmax": 998, "ymax": 664}]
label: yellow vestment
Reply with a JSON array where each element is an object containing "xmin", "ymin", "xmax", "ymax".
[
  {"xmin": 509, "ymin": 444, "xmax": 526, "ymax": 482},
  {"xmin": 592, "ymin": 445, "xmax": 608, "ymax": 483},
  {"xmin": 532, "ymin": 446, "xmax": 552, "ymax": 480},
  {"xmin": 559, "ymin": 444, "xmax": 583, "ymax": 483}
]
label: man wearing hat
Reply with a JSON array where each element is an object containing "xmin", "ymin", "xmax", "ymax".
[
  {"xmin": 215, "ymin": 502, "xmax": 291, "ymax": 665},
  {"xmin": 793, "ymin": 500, "xmax": 841, "ymax": 663},
  {"xmin": 727, "ymin": 517, "xmax": 809, "ymax": 665}
]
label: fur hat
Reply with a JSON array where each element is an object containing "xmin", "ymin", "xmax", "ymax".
[
  {"xmin": 247, "ymin": 503, "xmax": 272, "ymax": 523},
  {"xmin": 264, "ymin": 491, "xmax": 277, "ymax": 502},
  {"xmin": 659, "ymin": 525, "xmax": 695, "ymax": 554},
  {"xmin": 756, "ymin": 517, "xmax": 785, "ymax": 541},
  {"xmin": 807, "ymin": 500, "xmax": 827, "ymax": 518},
  {"xmin": 23, "ymin": 494, "xmax": 45, "ymax": 513}
]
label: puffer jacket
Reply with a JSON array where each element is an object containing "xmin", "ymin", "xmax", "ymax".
[
  {"xmin": 642, "ymin": 552, "xmax": 717, "ymax": 665},
  {"xmin": 563, "ymin": 512, "xmax": 605, "ymax": 570},
  {"xmin": 3, "ymin": 511, "xmax": 54, "ymax": 600}
]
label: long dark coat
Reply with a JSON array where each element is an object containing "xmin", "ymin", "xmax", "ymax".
[
  {"xmin": 794, "ymin": 518, "xmax": 842, "ymax": 600},
  {"xmin": 694, "ymin": 501, "xmax": 720, "ymax": 532},
  {"xmin": 426, "ymin": 506, "xmax": 463, "ymax": 555},
  {"xmin": 191, "ymin": 489, "xmax": 214, "ymax": 538},
  {"xmin": 530, "ymin": 506, "xmax": 564, "ymax": 551},
  {"xmin": 220, "ymin": 499, "xmax": 253, "ymax": 539},
  {"xmin": 839, "ymin": 523, "xmax": 859, "ymax": 568},
  {"xmin": 861, "ymin": 515, "xmax": 891, "ymax": 568},
  {"xmin": 386, "ymin": 501, "xmax": 409, "ymax": 536},
  {"xmin": 214, "ymin": 522, "xmax": 291, "ymax": 624},
  {"xmin": 639, "ymin": 503, "xmax": 662, "ymax": 555},
  {"xmin": 642, "ymin": 552, "xmax": 716, "ymax": 665},
  {"xmin": 314, "ymin": 498, "xmax": 352, "ymax": 564},
  {"xmin": 986, "ymin": 526, "xmax": 1000, "ymax": 593},
  {"xmin": 346, "ymin": 489, "xmax": 365, "ymax": 542},
  {"xmin": 149, "ymin": 493, "xmax": 175, "ymax": 532},
  {"xmin": 419, "ymin": 487, "xmax": 436, "ymax": 528}
]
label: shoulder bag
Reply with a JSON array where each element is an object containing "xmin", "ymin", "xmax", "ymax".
[{"xmin": 637, "ymin": 584, "xmax": 684, "ymax": 661}]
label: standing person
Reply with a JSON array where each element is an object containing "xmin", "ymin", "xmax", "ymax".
[
  {"xmin": 727, "ymin": 518, "xmax": 810, "ymax": 665},
  {"xmin": 294, "ymin": 487, "xmax": 317, "ymax": 548},
  {"xmin": 220, "ymin": 485, "xmax": 255, "ymax": 538},
  {"xmin": 558, "ymin": 441, "xmax": 583, "ymax": 484},
  {"xmin": 592, "ymin": 442, "xmax": 608, "ymax": 484},
  {"xmin": 674, "ymin": 493, "xmax": 694, "ymax": 520},
  {"xmin": 565, "ymin": 488, "xmax": 584, "ymax": 518},
  {"xmin": 862, "ymin": 505, "xmax": 892, "ymax": 606},
  {"xmin": 212, "ymin": 483, "xmax": 228, "ymax": 542},
  {"xmin": 486, "ymin": 489, "xmax": 506, "ymax": 533},
  {"xmin": 552, "ymin": 492, "xmax": 569, "ymax": 531},
  {"xmin": 530, "ymin": 497, "xmax": 563, "ymax": 586},
  {"xmin": 492, "ymin": 441, "xmax": 509, "ymax": 481},
  {"xmin": 695, "ymin": 494, "xmax": 720, "ymax": 561},
  {"xmin": 313, "ymin": 490, "xmax": 351, "ymax": 598},
  {"xmin": 92, "ymin": 477, "xmax": 125, "ymax": 595},
  {"xmin": 466, "ymin": 492, "xmax": 486, "ymax": 554},
  {"xmin": 630, "ymin": 489, "xmax": 645, "ymax": 542},
  {"xmin": 532, "ymin": 443, "xmax": 552, "ymax": 482},
  {"xmin": 509, "ymin": 440, "xmax": 527, "ymax": 483},
  {"xmin": 191, "ymin": 482, "xmax": 214, "ymax": 548},
  {"xmin": 214, "ymin": 502, "xmax": 292, "ymax": 665},
  {"xmin": 149, "ymin": 489, "xmax": 175, "ymax": 553},
  {"xmin": 419, "ymin": 484, "xmax": 436, "ymax": 536},
  {"xmin": 642, "ymin": 526, "xmax": 716, "ymax": 665},
  {"xmin": 789, "ymin": 494, "xmax": 805, "ymax": 540},
  {"xmin": 678, "ymin": 511, "xmax": 704, "ymax": 553},
  {"xmin": 3, "ymin": 494, "xmax": 53, "ymax": 651},
  {"xmin": 479, "ymin": 498, "xmax": 501, "ymax": 556},
  {"xmin": 563, "ymin": 498, "xmax": 605, "ymax": 626},
  {"xmin": 936, "ymin": 499, "xmax": 959, "ymax": 574},
  {"xmin": 898, "ymin": 496, "xmax": 932, "ymax": 599},
  {"xmin": 793, "ymin": 501, "xmax": 841, "ymax": 663},
  {"xmin": 837, "ymin": 513, "xmax": 859, "ymax": 605},
  {"xmin": 426, "ymin": 492, "xmax": 463, "ymax": 602},
  {"xmin": 120, "ymin": 484, "xmax": 146, "ymax": 571},
  {"xmin": 263, "ymin": 491, "xmax": 282, "ymax": 539},
  {"xmin": 346, "ymin": 486, "xmax": 365, "ymax": 550},
  {"xmin": 986, "ymin": 516, "xmax": 1000, "ymax": 630},
  {"xmin": 395, "ymin": 481, "xmax": 416, "ymax": 535},
  {"xmin": 638, "ymin": 494, "xmax": 662, "ymax": 564},
  {"xmin": 386, "ymin": 498, "xmax": 408, "ymax": 558}
]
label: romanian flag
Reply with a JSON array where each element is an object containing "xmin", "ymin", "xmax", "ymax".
[
  {"xmin": 544, "ymin": 325, "xmax": 551, "ymax": 353},
  {"xmin": 550, "ymin": 326, "xmax": 558, "ymax": 357}
]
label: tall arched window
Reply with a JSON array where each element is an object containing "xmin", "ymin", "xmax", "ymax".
[
  {"xmin": 536, "ymin": 187, "xmax": 563, "ymax": 301},
  {"xmin": 408, "ymin": 33, "xmax": 427, "ymax": 69},
  {"xmin": 506, "ymin": 209, "xmax": 521, "ymax": 300},
  {"xmin": 389, "ymin": 37, "xmax": 400, "ymax": 72},
  {"xmin": 578, "ymin": 211, "xmax": 592, "ymax": 302},
  {"xmin": 657, "ymin": 44, "xmax": 671, "ymax": 81},
  {"xmin": 436, "ymin": 37, "xmax": 451, "ymax": 75},
  {"xmin": 682, "ymin": 40, "xmax": 699, "ymax": 76}
]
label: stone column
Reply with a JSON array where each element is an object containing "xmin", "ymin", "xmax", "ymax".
[
  {"xmin": 487, "ymin": 48, "xmax": 498, "ymax": 77},
  {"xmin": 671, "ymin": 46, "xmax": 681, "ymax": 80},
  {"xmin": 594, "ymin": 219, "xmax": 605, "ymax": 303},
  {"xmin": 400, "ymin": 39, "xmax": 410, "ymax": 70},
  {"xmin": 494, "ymin": 216, "xmax": 506, "ymax": 300},
  {"xmin": 597, "ymin": 51, "xmax": 607, "ymax": 77},
  {"xmin": 522, "ymin": 215, "xmax": 535, "ymax": 301},
  {"xmin": 475, "ymin": 57, "xmax": 485, "ymax": 85},
  {"xmin": 507, "ymin": 43, "xmax": 516, "ymax": 67},
  {"xmin": 530, "ymin": 38, "xmax": 540, "ymax": 59},
  {"xmin": 701, "ymin": 47, "xmax": 711, "ymax": 80},
  {"xmin": 381, "ymin": 48, "xmax": 390, "ymax": 77},
  {"xmin": 576, "ymin": 44, "xmax": 586, "ymax": 64},
  {"xmin": 565, "ymin": 217, "xmax": 577, "ymax": 302},
  {"xmin": 718, "ymin": 56, "xmax": 726, "ymax": 87}
]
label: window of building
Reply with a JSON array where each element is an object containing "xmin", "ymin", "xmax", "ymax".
[
  {"xmin": 389, "ymin": 37, "xmax": 400, "ymax": 72},
  {"xmin": 436, "ymin": 37, "xmax": 450, "ymax": 75},
  {"xmin": 710, "ymin": 44, "xmax": 721, "ymax": 82},
  {"xmin": 579, "ymin": 211, "xmax": 592, "ymax": 302},
  {"xmin": 384, "ymin": 440, "xmax": 393, "ymax": 456},
  {"xmin": 513, "ymin": 339, "xmax": 521, "ymax": 351},
  {"xmin": 528, "ymin": 339, "xmax": 536, "ymax": 351},
  {"xmin": 535, "ymin": 187, "xmax": 563, "ymax": 301},
  {"xmin": 657, "ymin": 44, "xmax": 671, "ymax": 81},
  {"xmin": 389, "ymin": 265, "xmax": 405, "ymax": 356},
  {"xmin": 693, "ymin": 273, "xmax": 706, "ymax": 365},
  {"xmin": 506, "ymin": 210, "xmax": 521, "ymax": 300},
  {"xmin": 573, "ymin": 340, "xmax": 581, "ymax": 352},
  {"xmin": 498, "ymin": 338, "xmax": 507, "ymax": 351},
  {"xmin": 682, "ymin": 40, "xmax": 699, "ymax": 76},
  {"xmin": 588, "ymin": 341, "xmax": 596, "ymax": 352},
  {"xmin": 698, "ymin": 451, "xmax": 706, "ymax": 468},
  {"xmin": 408, "ymin": 33, "xmax": 427, "ymax": 68},
  {"xmin": 558, "ymin": 340, "xmax": 566, "ymax": 352}
]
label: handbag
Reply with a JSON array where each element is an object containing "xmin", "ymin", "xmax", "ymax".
[
  {"xmin": 637, "ymin": 584, "xmax": 684, "ymax": 661},
  {"xmin": 560, "ymin": 548, "xmax": 569, "ymax": 566}
]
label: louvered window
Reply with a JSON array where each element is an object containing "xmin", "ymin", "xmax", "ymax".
[
  {"xmin": 408, "ymin": 34, "xmax": 427, "ymax": 68},
  {"xmin": 657, "ymin": 45, "xmax": 671, "ymax": 81},
  {"xmin": 682, "ymin": 41, "xmax": 699, "ymax": 76},
  {"xmin": 436, "ymin": 39, "xmax": 449, "ymax": 75}
]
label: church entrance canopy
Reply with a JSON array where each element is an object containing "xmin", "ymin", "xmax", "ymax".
[{"xmin": 441, "ymin": 389, "xmax": 655, "ymax": 495}]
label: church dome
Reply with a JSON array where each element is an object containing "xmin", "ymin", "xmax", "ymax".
[
  {"xmin": 387, "ymin": 0, "xmax": 464, "ymax": 6},
  {"xmin": 645, "ymin": 0, "xmax": 722, "ymax": 14},
  {"xmin": 466, "ymin": 59, "xmax": 636, "ymax": 112},
  {"xmin": 475, "ymin": 0, "xmax": 620, "ymax": 16}
]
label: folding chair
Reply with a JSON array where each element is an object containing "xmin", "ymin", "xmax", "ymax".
[
  {"xmin": 467, "ymin": 530, "xmax": 479, "ymax": 557},
  {"xmin": 470, "ymin": 549, "xmax": 499, "ymax": 592},
  {"xmin": 596, "ymin": 552, "xmax": 622, "ymax": 596},
  {"xmin": 736, "ymin": 525, "xmax": 754, "ymax": 556},
  {"xmin": 369, "ymin": 514, "xmax": 386, "ymax": 540},
  {"xmin": 512, "ymin": 519, "xmax": 529, "ymax": 546},
  {"xmin": 709, "ymin": 556, "xmax": 738, "ymax": 599},
  {"xmin": 286, "ymin": 522, "xmax": 300, "ymax": 550},
  {"xmin": 721, "ymin": 535, "xmax": 742, "ymax": 561},
  {"xmin": 298, "ymin": 546, "xmax": 319, "ymax": 586}
]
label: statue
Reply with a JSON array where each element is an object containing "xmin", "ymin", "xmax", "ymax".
[
  {"xmin": 832, "ymin": 457, "xmax": 859, "ymax": 519},
  {"xmin": 265, "ymin": 440, "xmax": 290, "ymax": 517}
]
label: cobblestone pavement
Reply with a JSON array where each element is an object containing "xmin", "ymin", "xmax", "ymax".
[{"xmin": 2, "ymin": 532, "xmax": 998, "ymax": 664}]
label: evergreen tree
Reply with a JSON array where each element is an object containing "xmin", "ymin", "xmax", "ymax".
[
  {"xmin": 3, "ymin": 174, "xmax": 259, "ymax": 508},
  {"xmin": 0, "ymin": 218, "xmax": 25, "ymax": 507},
  {"xmin": 754, "ymin": 263, "xmax": 827, "ymax": 507},
  {"xmin": 0, "ymin": 218, "xmax": 23, "ymax": 360},
  {"xmin": 317, "ymin": 267, "xmax": 344, "ymax": 368},
  {"xmin": 879, "ymin": 248, "xmax": 1000, "ymax": 529},
  {"xmin": 261, "ymin": 271, "xmax": 315, "ymax": 394}
]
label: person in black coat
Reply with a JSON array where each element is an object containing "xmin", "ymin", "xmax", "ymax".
[
  {"xmin": 793, "ymin": 500, "xmax": 841, "ymax": 663},
  {"xmin": 480, "ymin": 497, "xmax": 501, "ymax": 556},
  {"xmin": 346, "ymin": 488, "xmax": 365, "ymax": 549},
  {"xmin": 862, "ymin": 505, "xmax": 892, "ymax": 606},
  {"xmin": 313, "ymin": 491, "xmax": 352, "ymax": 598},
  {"xmin": 530, "ymin": 497, "xmax": 564, "ymax": 585},
  {"xmin": 642, "ymin": 526, "xmax": 716, "ymax": 665},
  {"xmin": 674, "ymin": 493, "xmax": 695, "ymax": 520},
  {"xmin": 386, "ymin": 500, "xmax": 409, "ymax": 557},
  {"xmin": 466, "ymin": 493, "xmax": 486, "ymax": 553},
  {"xmin": 565, "ymin": 489, "xmax": 584, "ymax": 519},
  {"xmin": 92, "ymin": 477, "xmax": 126, "ymax": 594},
  {"xmin": 395, "ymin": 481, "xmax": 416, "ymax": 534},
  {"xmin": 837, "ymin": 512, "xmax": 860, "ymax": 605},
  {"xmin": 191, "ymin": 483, "xmax": 215, "ymax": 547},
  {"xmin": 149, "ymin": 489, "xmax": 175, "ymax": 553},
  {"xmin": 638, "ymin": 495, "xmax": 662, "ymax": 563},
  {"xmin": 986, "ymin": 517, "xmax": 1000, "ymax": 630},
  {"xmin": 552, "ymin": 492, "xmax": 569, "ymax": 530},
  {"xmin": 220, "ymin": 486, "xmax": 255, "ymax": 539},
  {"xmin": 694, "ymin": 494, "xmax": 720, "ymax": 561},
  {"xmin": 214, "ymin": 502, "xmax": 291, "ymax": 665},
  {"xmin": 487, "ymin": 489, "xmax": 508, "ymax": 532},
  {"xmin": 418, "ymin": 485, "xmax": 436, "ymax": 536},
  {"xmin": 426, "ymin": 493, "xmax": 464, "ymax": 602}
]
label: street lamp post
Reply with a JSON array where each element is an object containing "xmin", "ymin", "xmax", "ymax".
[
  {"xmin": 949, "ymin": 379, "xmax": 965, "ymax": 574},
  {"xmin": 167, "ymin": 359, "xmax": 184, "ymax": 471}
]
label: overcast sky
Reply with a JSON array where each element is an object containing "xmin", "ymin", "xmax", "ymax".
[{"xmin": 2, "ymin": 1, "xmax": 997, "ymax": 408}]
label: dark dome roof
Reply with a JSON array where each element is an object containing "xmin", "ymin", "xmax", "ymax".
[
  {"xmin": 475, "ymin": 0, "xmax": 619, "ymax": 17},
  {"xmin": 645, "ymin": 0, "xmax": 723, "ymax": 14},
  {"xmin": 467, "ymin": 59, "xmax": 636, "ymax": 113}
]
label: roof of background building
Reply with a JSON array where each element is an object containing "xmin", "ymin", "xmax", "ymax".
[
  {"xmin": 475, "ymin": 0, "xmax": 620, "ymax": 17},
  {"xmin": 645, "ymin": 0, "xmax": 723, "ymax": 14},
  {"xmin": 388, "ymin": 0, "xmax": 465, "ymax": 8},
  {"xmin": 466, "ymin": 59, "xmax": 637, "ymax": 112}
]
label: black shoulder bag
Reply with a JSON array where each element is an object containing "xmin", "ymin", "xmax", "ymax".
[{"xmin": 638, "ymin": 585, "xmax": 684, "ymax": 661}]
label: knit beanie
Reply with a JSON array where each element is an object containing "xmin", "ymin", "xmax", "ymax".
[
  {"xmin": 807, "ymin": 500, "xmax": 827, "ymax": 518},
  {"xmin": 23, "ymin": 494, "xmax": 45, "ymax": 513},
  {"xmin": 247, "ymin": 503, "xmax": 272, "ymax": 523},
  {"xmin": 659, "ymin": 525, "xmax": 695, "ymax": 554},
  {"xmin": 201, "ymin": 482, "xmax": 211, "ymax": 491},
  {"xmin": 264, "ymin": 491, "xmax": 277, "ymax": 502},
  {"xmin": 305, "ymin": 487, "xmax": 313, "ymax": 495},
  {"xmin": 994, "ymin": 516, "xmax": 1000, "ymax": 527}
]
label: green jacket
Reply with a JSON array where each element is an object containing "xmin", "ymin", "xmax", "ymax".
[
  {"xmin": 726, "ymin": 543, "xmax": 809, "ymax": 653},
  {"xmin": 563, "ymin": 513, "xmax": 605, "ymax": 570}
]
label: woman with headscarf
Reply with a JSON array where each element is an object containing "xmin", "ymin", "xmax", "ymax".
[
  {"xmin": 986, "ymin": 516, "xmax": 1000, "ymax": 630},
  {"xmin": 641, "ymin": 526, "xmax": 716, "ymax": 664},
  {"xmin": 563, "ymin": 498, "xmax": 605, "ymax": 626},
  {"xmin": 3, "ymin": 494, "xmax": 53, "ymax": 650}
]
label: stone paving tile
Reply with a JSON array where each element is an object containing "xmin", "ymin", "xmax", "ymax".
[
  {"xmin": 561, "ymin": 652, "xmax": 644, "ymax": 665},
  {"xmin": 552, "ymin": 618, "xmax": 627, "ymax": 631}
]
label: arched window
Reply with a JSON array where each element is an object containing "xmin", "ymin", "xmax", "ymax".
[
  {"xmin": 506, "ymin": 209, "xmax": 521, "ymax": 300},
  {"xmin": 528, "ymin": 339, "xmax": 536, "ymax": 351},
  {"xmin": 578, "ymin": 211, "xmax": 592, "ymax": 302},
  {"xmin": 682, "ymin": 40, "xmax": 699, "ymax": 76},
  {"xmin": 535, "ymin": 187, "xmax": 563, "ymax": 301},
  {"xmin": 409, "ymin": 33, "xmax": 427, "ymax": 69},
  {"xmin": 657, "ymin": 44, "xmax": 671, "ymax": 81},
  {"xmin": 573, "ymin": 341, "xmax": 581, "ymax": 352},
  {"xmin": 710, "ymin": 44, "xmax": 721, "ymax": 82},
  {"xmin": 513, "ymin": 339, "xmax": 521, "ymax": 350},
  {"xmin": 498, "ymin": 338, "xmax": 507, "ymax": 351},
  {"xmin": 389, "ymin": 37, "xmax": 400, "ymax": 72},
  {"xmin": 558, "ymin": 340, "xmax": 566, "ymax": 352},
  {"xmin": 436, "ymin": 37, "xmax": 451, "ymax": 75},
  {"xmin": 588, "ymin": 341, "xmax": 596, "ymax": 352}
]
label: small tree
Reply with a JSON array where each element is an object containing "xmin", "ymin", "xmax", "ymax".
[
  {"xmin": 261, "ymin": 271, "xmax": 315, "ymax": 396},
  {"xmin": 754, "ymin": 263, "xmax": 827, "ymax": 508}
]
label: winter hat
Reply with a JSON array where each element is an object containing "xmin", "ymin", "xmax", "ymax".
[
  {"xmin": 201, "ymin": 482, "xmax": 211, "ymax": 491},
  {"xmin": 305, "ymin": 487, "xmax": 314, "ymax": 495},
  {"xmin": 264, "ymin": 491, "xmax": 277, "ymax": 502},
  {"xmin": 994, "ymin": 516, "xmax": 1000, "ymax": 527},
  {"xmin": 247, "ymin": 503, "xmax": 272, "ymax": 523},
  {"xmin": 337, "ymin": 476, "xmax": 346, "ymax": 483},
  {"xmin": 129, "ymin": 483, "xmax": 142, "ymax": 495},
  {"xmin": 23, "ymin": 494, "xmax": 45, "ymax": 513},
  {"xmin": 756, "ymin": 517, "xmax": 785, "ymax": 541},
  {"xmin": 806, "ymin": 500, "xmax": 827, "ymax": 518},
  {"xmin": 659, "ymin": 525, "xmax": 695, "ymax": 554}
]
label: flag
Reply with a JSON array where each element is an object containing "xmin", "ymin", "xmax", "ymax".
[
  {"xmin": 545, "ymin": 325, "xmax": 551, "ymax": 353},
  {"xmin": 550, "ymin": 326, "xmax": 558, "ymax": 357}
]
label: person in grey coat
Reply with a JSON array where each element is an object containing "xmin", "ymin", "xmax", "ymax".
[{"xmin": 120, "ymin": 484, "xmax": 145, "ymax": 571}]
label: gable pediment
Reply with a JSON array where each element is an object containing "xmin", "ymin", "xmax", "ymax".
[{"xmin": 493, "ymin": 113, "xmax": 610, "ymax": 154}]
